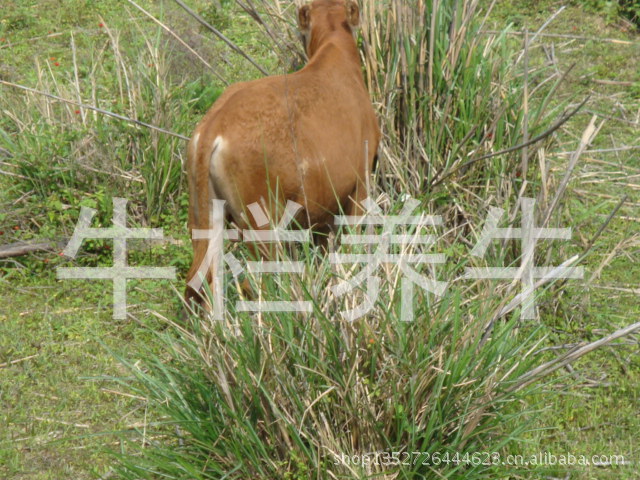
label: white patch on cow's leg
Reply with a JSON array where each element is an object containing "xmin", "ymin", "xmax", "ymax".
[
  {"xmin": 209, "ymin": 136, "xmax": 227, "ymax": 201},
  {"xmin": 209, "ymin": 135, "xmax": 243, "ymax": 225},
  {"xmin": 209, "ymin": 136, "xmax": 226, "ymax": 181},
  {"xmin": 209, "ymin": 136, "xmax": 235, "ymax": 211}
]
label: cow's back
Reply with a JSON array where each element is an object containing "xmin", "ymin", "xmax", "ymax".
[{"xmin": 195, "ymin": 47, "xmax": 378, "ymax": 227}]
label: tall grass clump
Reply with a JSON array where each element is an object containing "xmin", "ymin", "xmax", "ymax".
[
  {"xmin": 360, "ymin": 1, "xmax": 566, "ymax": 200},
  {"xmin": 111, "ymin": 206, "xmax": 544, "ymax": 479}
]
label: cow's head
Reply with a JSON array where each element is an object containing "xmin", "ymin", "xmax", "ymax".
[{"xmin": 298, "ymin": 0, "xmax": 360, "ymax": 56}]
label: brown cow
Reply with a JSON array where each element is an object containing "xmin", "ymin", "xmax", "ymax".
[{"xmin": 185, "ymin": 0, "xmax": 380, "ymax": 308}]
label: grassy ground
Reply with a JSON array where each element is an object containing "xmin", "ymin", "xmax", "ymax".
[
  {"xmin": 482, "ymin": 1, "xmax": 640, "ymax": 478},
  {"xmin": 0, "ymin": 1, "xmax": 241, "ymax": 478},
  {"xmin": 1, "ymin": 0, "xmax": 639, "ymax": 479}
]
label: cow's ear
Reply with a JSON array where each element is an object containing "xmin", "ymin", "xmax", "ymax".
[
  {"xmin": 346, "ymin": 1, "xmax": 359, "ymax": 28},
  {"xmin": 298, "ymin": 4, "xmax": 311, "ymax": 32}
]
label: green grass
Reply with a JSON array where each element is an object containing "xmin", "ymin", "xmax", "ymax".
[
  {"xmin": 1, "ymin": 0, "xmax": 639, "ymax": 478},
  {"xmin": 483, "ymin": 1, "xmax": 640, "ymax": 478},
  {"xmin": 0, "ymin": 270, "xmax": 164, "ymax": 479}
]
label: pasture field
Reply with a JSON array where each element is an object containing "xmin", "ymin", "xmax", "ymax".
[{"xmin": 0, "ymin": 0, "xmax": 638, "ymax": 479}]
